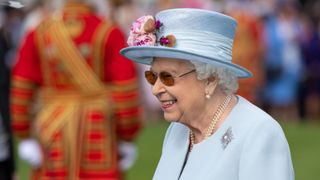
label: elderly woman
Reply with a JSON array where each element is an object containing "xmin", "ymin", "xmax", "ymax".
[{"xmin": 121, "ymin": 8, "xmax": 294, "ymax": 180}]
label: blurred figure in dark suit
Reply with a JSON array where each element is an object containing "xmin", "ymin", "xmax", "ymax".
[{"xmin": 0, "ymin": 28, "xmax": 14, "ymax": 180}]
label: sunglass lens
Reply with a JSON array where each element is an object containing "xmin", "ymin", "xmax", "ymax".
[
  {"xmin": 160, "ymin": 72, "xmax": 174, "ymax": 86},
  {"xmin": 145, "ymin": 71, "xmax": 157, "ymax": 85}
]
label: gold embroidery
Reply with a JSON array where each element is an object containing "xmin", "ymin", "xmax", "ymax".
[
  {"xmin": 64, "ymin": 17, "xmax": 84, "ymax": 38},
  {"xmin": 12, "ymin": 76, "xmax": 37, "ymax": 89},
  {"xmin": 92, "ymin": 22, "xmax": 113, "ymax": 78}
]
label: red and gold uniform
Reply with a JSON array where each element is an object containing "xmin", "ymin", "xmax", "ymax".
[{"xmin": 11, "ymin": 2, "xmax": 142, "ymax": 179}]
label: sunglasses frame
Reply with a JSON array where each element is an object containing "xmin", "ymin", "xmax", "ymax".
[{"xmin": 145, "ymin": 69, "xmax": 196, "ymax": 86}]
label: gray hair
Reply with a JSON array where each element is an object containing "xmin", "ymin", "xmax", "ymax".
[{"xmin": 189, "ymin": 60, "xmax": 239, "ymax": 94}]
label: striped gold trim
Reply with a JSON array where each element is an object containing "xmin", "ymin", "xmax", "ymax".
[
  {"xmin": 35, "ymin": 21, "xmax": 52, "ymax": 86},
  {"xmin": 11, "ymin": 77, "xmax": 37, "ymax": 89},
  {"xmin": 111, "ymin": 77, "xmax": 139, "ymax": 85},
  {"xmin": 63, "ymin": 3, "xmax": 94, "ymax": 15},
  {"xmin": 14, "ymin": 132, "xmax": 30, "ymax": 138},
  {"xmin": 110, "ymin": 82, "xmax": 139, "ymax": 92},
  {"xmin": 11, "ymin": 115, "xmax": 29, "ymax": 121},
  {"xmin": 11, "ymin": 98, "xmax": 33, "ymax": 105},
  {"xmin": 48, "ymin": 16, "xmax": 107, "ymax": 92},
  {"xmin": 80, "ymin": 105, "xmax": 115, "ymax": 169},
  {"xmin": 117, "ymin": 118, "xmax": 141, "ymax": 126},
  {"xmin": 92, "ymin": 21, "xmax": 113, "ymax": 78},
  {"xmin": 114, "ymin": 101, "xmax": 140, "ymax": 109}
]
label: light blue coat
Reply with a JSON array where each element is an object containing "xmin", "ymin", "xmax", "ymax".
[{"xmin": 153, "ymin": 96, "xmax": 294, "ymax": 180}]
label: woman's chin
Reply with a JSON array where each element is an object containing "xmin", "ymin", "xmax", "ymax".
[{"xmin": 163, "ymin": 113, "xmax": 180, "ymax": 122}]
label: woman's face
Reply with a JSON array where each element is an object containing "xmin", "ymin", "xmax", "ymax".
[{"xmin": 150, "ymin": 58, "xmax": 207, "ymax": 123}]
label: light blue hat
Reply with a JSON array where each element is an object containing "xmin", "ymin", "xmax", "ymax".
[{"xmin": 120, "ymin": 8, "xmax": 252, "ymax": 78}]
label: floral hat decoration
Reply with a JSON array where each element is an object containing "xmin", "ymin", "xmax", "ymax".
[
  {"xmin": 127, "ymin": 15, "xmax": 176, "ymax": 47},
  {"xmin": 121, "ymin": 8, "xmax": 252, "ymax": 78}
]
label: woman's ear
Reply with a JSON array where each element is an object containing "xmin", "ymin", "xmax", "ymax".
[{"xmin": 205, "ymin": 77, "xmax": 218, "ymax": 99}]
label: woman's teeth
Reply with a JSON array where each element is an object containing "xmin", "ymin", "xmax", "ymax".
[{"xmin": 162, "ymin": 100, "xmax": 177, "ymax": 106}]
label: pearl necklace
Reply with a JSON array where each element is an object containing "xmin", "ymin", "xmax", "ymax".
[{"xmin": 189, "ymin": 94, "xmax": 232, "ymax": 151}]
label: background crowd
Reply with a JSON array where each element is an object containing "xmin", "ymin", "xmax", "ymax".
[{"xmin": 0, "ymin": 0, "xmax": 319, "ymax": 179}]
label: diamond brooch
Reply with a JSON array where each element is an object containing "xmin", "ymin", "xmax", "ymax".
[{"xmin": 221, "ymin": 127, "xmax": 233, "ymax": 150}]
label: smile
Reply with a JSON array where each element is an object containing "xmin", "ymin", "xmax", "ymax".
[{"xmin": 160, "ymin": 100, "xmax": 177, "ymax": 109}]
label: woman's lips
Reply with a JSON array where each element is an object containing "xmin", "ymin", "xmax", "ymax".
[{"xmin": 160, "ymin": 100, "xmax": 177, "ymax": 110}]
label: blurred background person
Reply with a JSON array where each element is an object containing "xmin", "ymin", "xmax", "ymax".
[
  {"xmin": 10, "ymin": 0, "xmax": 142, "ymax": 179},
  {"xmin": 261, "ymin": 0, "xmax": 304, "ymax": 121},
  {"xmin": 19, "ymin": 0, "xmax": 58, "ymax": 35},
  {"xmin": 0, "ymin": 1, "xmax": 24, "ymax": 67},
  {"xmin": 225, "ymin": 0, "xmax": 265, "ymax": 106},
  {"xmin": 0, "ymin": 2, "xmax": 25, "ymax": 179},
  {"xmin": 0, "ymin": 21, "xmax": 14, "ymax": 180},
  {"xmin": 299, "ymin": 0, "xmax": 320, "ymax": 121}
]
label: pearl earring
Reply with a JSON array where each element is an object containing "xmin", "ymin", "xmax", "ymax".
[{"xmin": 206, "ymin": 94, "xmax": 211, "ymax": 99}]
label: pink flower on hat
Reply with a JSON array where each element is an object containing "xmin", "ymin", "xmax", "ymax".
[
  {"xmin": 127, "ymin": 33, "xmax": 157, "ymax": 46},
  {"xmin": 127, "ymin": 15, "xmax": 162, "ymax": 47},
  {"xmin": 130, "ymin": 15, "xmax": 155, "ymax": 34}
]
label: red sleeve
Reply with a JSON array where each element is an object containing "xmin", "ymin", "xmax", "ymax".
[
  {"xmin": 10, "ymin": 30, "xmax": 41, "ymax": 138},
  {"xmin": 12, "ymin": 31, "xmax": 42, "ymax": 84},
  {"xmin": 103, "ymin": 27, "xmax": 142, "ymax": 141},
  {"xmin": 104, "ymin": 27, "xmax": 136, "ymax": 81}
]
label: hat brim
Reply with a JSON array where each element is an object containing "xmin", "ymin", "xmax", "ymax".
[{"xmin": 120, "ymin": 46, "xmax": 252, "ymax": 78}]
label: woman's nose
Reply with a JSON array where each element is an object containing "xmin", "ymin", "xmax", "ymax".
[{"xmin": 152, "ymin": 78, "xmax": 166, "ymax": 96}]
